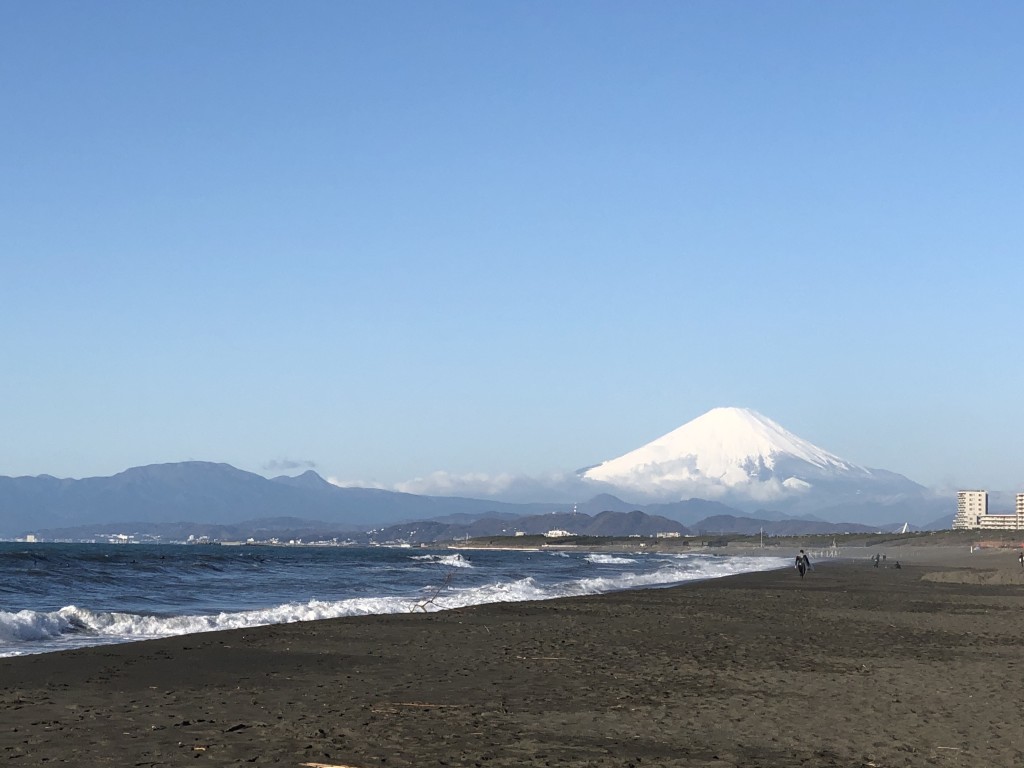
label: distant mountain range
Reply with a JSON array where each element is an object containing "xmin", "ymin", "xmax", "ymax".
[
  {"xmin": 0, "ymin": 461, "xmax": 721, "ymax": 539},
  {"xmin": 0, "ymin": 459, "xmax": 947, "ymax": 542},
  {"xmin": 0, "ymin": 462, "xmax": 557, "ymax": 537},
  {"xmin": 0, "ymin": 405, "xmax": 957, "ymax": 539}
]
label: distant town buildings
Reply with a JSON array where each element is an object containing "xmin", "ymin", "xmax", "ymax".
[{"xmin": 952, "ymin": 490, "xmax": 1024, "ymax": 530}]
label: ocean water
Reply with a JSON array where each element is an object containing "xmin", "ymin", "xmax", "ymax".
[{"xmin": 0, "ymin": 542, "xmax": 788, "ymax": 657}]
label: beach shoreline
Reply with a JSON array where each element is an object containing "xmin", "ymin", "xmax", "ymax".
[{"xmin": 3, "ymin": 550, "xmax": 1024, "ymax": 767}]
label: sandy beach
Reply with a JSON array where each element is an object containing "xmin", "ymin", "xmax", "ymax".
[{"xmin": 3, "ymin": 547, "xmax": 1024, "ymax": 767}]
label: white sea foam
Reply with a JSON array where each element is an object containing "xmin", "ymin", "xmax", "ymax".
[
  {"xmin": 422, "ymin": 555, "xmax": 787, "ymax": 608},
  {"xmin": 411, "ymin": 553, "xmax": 474, "ymax": 568},
  {"xmin": 584, "ymin": 554, "xmax": 638, "ymax": 565},
  {"xmin": 0, "ymin": 554, "xmax": 788, "ymax": 657},
  {"xmin": 0, "ymin": 596, "xmax": 419, "ymax": 657},
  {"xmin": 0, "ymin": 608, "xmax": 83, "ymax": 643}
]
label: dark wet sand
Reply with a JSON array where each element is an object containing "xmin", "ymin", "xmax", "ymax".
[{"xmin": 3, "ymin": 552, "xmax": 1024, "ymax": 767}]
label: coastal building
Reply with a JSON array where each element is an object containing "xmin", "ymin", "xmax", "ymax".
[
  {"xmin": 953, "ymin": 490, "xmax": 988, "ymax": 529},
  {"xmin": 952, "ymin": 489, "xmax": 1024, "ymax": 530}
]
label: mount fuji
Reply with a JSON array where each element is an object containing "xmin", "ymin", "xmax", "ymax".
[{"xmin": 580, "ymin": 407, "xmax": 941, "ymax": 524}]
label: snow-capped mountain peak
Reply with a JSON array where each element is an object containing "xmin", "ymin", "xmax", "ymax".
[{"xmin": 581, "ymin": 407, "xmax": 869, "ymax": 500}]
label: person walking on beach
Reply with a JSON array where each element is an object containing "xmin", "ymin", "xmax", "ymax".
[
  {"xmin": 796, "ymin": 550, "xmax": 810, "ymax": 578},
  {"xmin": 1018, "ymin": 551, "xmax": 1023, "ymax": 567}
]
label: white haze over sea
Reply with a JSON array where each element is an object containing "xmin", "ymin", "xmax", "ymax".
[{"xmin": 0, "ymin": 543, "xmax": 788, "ymax": 657}]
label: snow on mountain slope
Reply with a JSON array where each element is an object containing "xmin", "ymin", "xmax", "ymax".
[{"xmin": 581, "ymin": 407, "xmax": 873, "ymax": 501}]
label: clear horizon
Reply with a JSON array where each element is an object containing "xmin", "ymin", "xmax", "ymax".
[{"xmin": 3, "ymin": 2, "xmax": 1021, "ymax": 494}]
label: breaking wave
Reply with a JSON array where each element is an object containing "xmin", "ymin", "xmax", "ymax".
[
  {"xmin": 0, "ymin": 554, "xmax": 787, "ymax": 657},
  {"xmin": 584, "ymin": 554, "xmax": 639, "ymax": 565},
  {"xmin": 410, "ymin": 553, "xmax": 474, "ymax": 568}
]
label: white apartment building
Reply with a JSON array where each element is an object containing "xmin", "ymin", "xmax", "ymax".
[
  {"xmin": 952, "ymin": 490, "xmax": 987, "ymax": 529},
  {"xmin": 952, "ymin": 490, "xmax": 1024, "ymax": 530}
]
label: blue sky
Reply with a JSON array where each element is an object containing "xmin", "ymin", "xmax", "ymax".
[{"xmin": 2, "ymin": 1, "xmax": 1021, "ymax": 495}]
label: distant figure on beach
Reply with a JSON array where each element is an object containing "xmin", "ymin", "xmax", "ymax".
[
  {"xmin": 872, "ymin": 553, "xmax": 880, "ymax": 568},
  {"xmin": 1018, "ymin": 551, "xmax": 1023, "ymax": 567},
  {"xmin": 894, "ymin": 561, "xmax": 902, "ymax": 569},
  {"xmin": 796, "ymin": 550, "xmax": 811, "ymax": 578}
]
